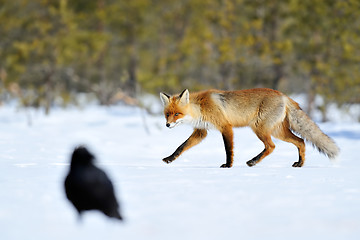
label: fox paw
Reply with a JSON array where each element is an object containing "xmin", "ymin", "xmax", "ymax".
[
  {"xmin": 220, "ymin": 163, "xmax": 232, "ymax": 168},
  {"xmin": 292, "ymin": 161, "xmax": 303, "ymax": 167},
  {"xmin": 163, "ymin": 156, "xmax": 175, "ymax": 164},
  {"xmin": 246, "ymin": 160, "xmax": 257, "ymax": 167}
]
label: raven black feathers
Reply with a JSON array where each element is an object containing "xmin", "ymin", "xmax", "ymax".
[{"xmin": 64, "ymin": 146, "xmax": 123, "ymax": 221}]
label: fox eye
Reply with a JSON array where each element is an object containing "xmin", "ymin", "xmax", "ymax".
[
  {"xmin": 175, "ymin": 113, "xmax": 179, "ymax": 116},
  {"xmin": 166, "ymin": 113, "xmax": 170, "ymax": 117}
]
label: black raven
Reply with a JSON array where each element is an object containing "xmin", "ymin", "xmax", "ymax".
[{"xmin": 64, "ymin": 146, "xmax": 123, "ymax": 221}]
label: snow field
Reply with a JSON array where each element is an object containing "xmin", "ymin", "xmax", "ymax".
[{"xmin": 0, "ymin": 104, "xmax": 359, "ymax": 240}]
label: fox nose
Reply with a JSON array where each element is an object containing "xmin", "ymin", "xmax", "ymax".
[{"xmin": 166, "ymin": 123, "xmax": 170, "ymax": 128}]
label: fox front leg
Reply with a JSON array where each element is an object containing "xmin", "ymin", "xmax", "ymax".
[
  {"xmin": 220, "ymin": 125, "xmax": 234, "ymax": 168},
  {"xmin": 162, "ymin": 141, "xmax": 187, "ymax": 163},
  {"xmin": 163, "ymin": 129, "xmax": 207, "ymax": 164}
]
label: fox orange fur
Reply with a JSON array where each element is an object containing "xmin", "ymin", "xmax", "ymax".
[{"xmin": 160, "ymin": 88, "xmax": 339, "ymax": 168}]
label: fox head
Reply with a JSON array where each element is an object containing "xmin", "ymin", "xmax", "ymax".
[{"xmin": 160, "ymin": 89, "xmax": 191, "ymax": 128}]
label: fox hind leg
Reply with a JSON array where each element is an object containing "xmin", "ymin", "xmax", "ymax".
[
  {"xmin": 272, "ymin": 121, "xmax": 306, "ymax": 167},
  {"xmin": 246, "ymin": 131, "xmax": 275, "ymax": 167},
  {"xmin": 246, "ymin": 99, "xmax": 284, "ymax": 167}
]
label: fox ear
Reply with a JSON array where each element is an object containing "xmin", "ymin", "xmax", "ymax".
[
  {"xmin": 179, "ymin": 89, "xmax": 189, "ymax": 105},
  {"xmin": 160, "ymin": 92, "xmax": 170, "ymax": 106}
]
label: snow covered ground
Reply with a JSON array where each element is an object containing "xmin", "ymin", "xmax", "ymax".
[{"xmin": 0, "ymin": 102, "xmax": 359, "ymax": 240}]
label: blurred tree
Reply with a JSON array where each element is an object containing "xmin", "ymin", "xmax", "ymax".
[
  {"xmin": 287, "ymin": 0, "xmax": 360, "ymax": 120},
  {"xmin": 0, "ymin": 0, "xmax": 359, "ymax": 119},
  {"xmin": 0, "ymin": 0, "xmax": 109, "ymax": 112}
]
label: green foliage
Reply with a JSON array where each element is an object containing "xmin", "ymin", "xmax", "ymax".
[{"xmin": 0, "ymin": 0, "xmax": 359, "ymax": 117}]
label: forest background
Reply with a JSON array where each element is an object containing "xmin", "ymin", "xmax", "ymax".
[{"xmin": 1, "ymin": 0, "xmax": 359, "ymax": 121}]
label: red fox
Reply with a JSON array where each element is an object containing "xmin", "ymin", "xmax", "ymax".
[{"xmin": 160, "ymin": 88, "xmax": 339, "ymax": 168}]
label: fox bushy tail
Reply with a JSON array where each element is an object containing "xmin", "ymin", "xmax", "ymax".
[{"xmin": 286, "ymin": 98, "xmax": 339, "ymax": 159}]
